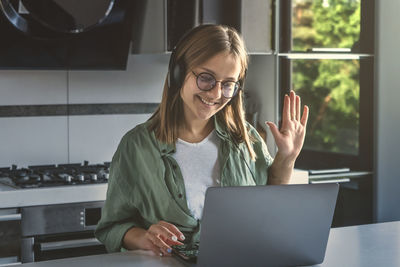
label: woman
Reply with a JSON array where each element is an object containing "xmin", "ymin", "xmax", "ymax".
[{"xmin": 95, "ymin": 24, "xmax": 309, "ymax": 257}]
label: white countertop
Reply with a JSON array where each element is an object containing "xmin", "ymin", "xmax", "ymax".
[{"xmin": 0, "ymin": 183, "xmax": 108, "ymax": 208}]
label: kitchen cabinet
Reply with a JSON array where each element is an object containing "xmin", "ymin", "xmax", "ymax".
[
  {"xmin": 131, "ymin": 0, "xmax": 199, "ymax": 54},
  {"xmin": 131, "ymin": 0, "xmax": 272, "ymax": 54},
  {"xmin": 309, "ymin": 172, "xmax": 373, "ymax": 227},
  {"xmin": 202, "ymin": 0, "xmax": 272, "ymax": 53},
  {"xmin": 130, "ymin": 0, "xmax": 167, "ymax": 53}
]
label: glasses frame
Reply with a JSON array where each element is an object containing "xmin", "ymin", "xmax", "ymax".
[{"xmin": 191, "ymin": 71, "xmax": 241, "ymax": 99}]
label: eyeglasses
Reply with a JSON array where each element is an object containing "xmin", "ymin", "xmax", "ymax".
[{"xmin": 191, "ymin": 71, "xmax": 241, "ymax": 98}]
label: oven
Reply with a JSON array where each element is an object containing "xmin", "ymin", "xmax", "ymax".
[
  {"xmin": 0, "ymin": 209, "xmax": 21, "ymax": 265},
  {"xmin": 20, "ymin": 201, "xmax": 106, "ymax": 263}
]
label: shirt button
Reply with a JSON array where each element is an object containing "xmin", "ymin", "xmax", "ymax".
[
  {"xmin": 178, "ymin": 193, "xmax": 183, "ymax": 198},
  {"xmin": 172, "ymin": 165, "xmax": 177, "ymax": 170}
]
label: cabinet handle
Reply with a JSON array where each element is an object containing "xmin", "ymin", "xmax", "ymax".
[
  {"xmin": 310, "ymin": 178, "xmax": 350, "ymax": 184},
  {"xmin": 39, "ymin": 238, "xmax": 102, "ymax": 251},
  {"xmin": 0, "ymin": 213, "xmax": 21, "ymax": 221}
]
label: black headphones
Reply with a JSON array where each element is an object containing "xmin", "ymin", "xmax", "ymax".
[
  {"xmin": 167, "ymin": 24, "xmax": 212, "ymax": 91},
  {"xmin": 167, "ymin": 24, "xmax": 247, "ymax": 100}
]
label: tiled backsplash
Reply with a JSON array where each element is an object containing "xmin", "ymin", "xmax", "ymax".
[
  {"xmin": 68, "ymin": 54, "xmax": 168, "ymax": 104},
  {"xmin": 0, "ymin": 54, "xmax": 169, "ymax": 167},
  {"xmin": 68, "ymin": 114, "xmax": 152, "ymax": 164},
  {"xmin": 0, "ymin": 70, "xmax": 67, "ymax": 106},
  {"xmin": 0, "ymin": 116, "xmax": 69, "ymax": 166}
]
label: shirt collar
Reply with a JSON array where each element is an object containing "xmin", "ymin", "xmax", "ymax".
[{"xmin": 213, "ymin": 115, "xmax": 230, "ymax": 141}]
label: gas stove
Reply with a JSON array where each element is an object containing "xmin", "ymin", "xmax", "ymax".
[{"xmin": 0, "ymin": 161, "xmax": 109, "ymax": 189}]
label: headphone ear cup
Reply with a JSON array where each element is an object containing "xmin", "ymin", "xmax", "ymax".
[
  {"xmin": 168, "ymin": 56, "xmax": 186, "ymax": 91},
  {"xmin": 173, "ymin": 60, "xmax": 186, "ymax": 90}
]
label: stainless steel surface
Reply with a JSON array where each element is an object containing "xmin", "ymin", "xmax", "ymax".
[
  {"xmin": 39, "ymin": 238, "xmax": 102, "ymax": 251},
  {"xmin": 20, "ymin": 201, "xmax": 105, "ymax": 263},
  {"xmin": 21, "ymin": 202, "xmax": 103, "ymax": 236},
  {"xmin": 21, "ymin": 238, "xmax": 34, "ymax": 263}
]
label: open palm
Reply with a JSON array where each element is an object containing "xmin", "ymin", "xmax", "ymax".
[{"xmin": 266, "ymin": 90, "xmax": 309, "ymax": 162}]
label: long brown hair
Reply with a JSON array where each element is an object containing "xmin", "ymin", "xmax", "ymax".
[{"xmin": 148, "ymin": 24, "xmax": 256, "ymax": 160}]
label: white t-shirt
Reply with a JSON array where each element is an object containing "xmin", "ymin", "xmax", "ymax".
[{"xmin": 172, "ymin": 130, "xmax": 220, "ymax": 220}]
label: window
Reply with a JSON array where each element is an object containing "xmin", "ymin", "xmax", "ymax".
[{"xmin": 278, "ymin": 0, "xmax": 374, "ymax": 170}]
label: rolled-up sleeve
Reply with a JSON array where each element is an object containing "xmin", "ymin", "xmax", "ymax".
[
  {"xmin": 95, "ymin": 136, "xmax": 143, "ymax": 253},
  {"xmin": 249, "ymin": 125, "xmax": 274, "ymax": 185}
]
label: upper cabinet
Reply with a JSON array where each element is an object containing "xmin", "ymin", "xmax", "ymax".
[
  {"xmin": 131, "ymin": 0, "xmax": 272, "ymax": 54},
  {"xmin": 202, "ymin": 0, "xmax": 272, "ymax": 54}
]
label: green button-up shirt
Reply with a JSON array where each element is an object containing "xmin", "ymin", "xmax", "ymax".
[{"xmin": 95, "ymin": 117, "xmax": 273, "ymax": 252}]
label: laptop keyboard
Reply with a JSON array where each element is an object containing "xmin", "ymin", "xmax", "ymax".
[{"xmin": 172, "ymin": 243, "xmax": 199, "ymax": 262}]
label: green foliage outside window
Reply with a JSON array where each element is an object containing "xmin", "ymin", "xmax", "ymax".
[{"xmin": 291, "ymin": 0, "xmax": 360, "ymax": 155}]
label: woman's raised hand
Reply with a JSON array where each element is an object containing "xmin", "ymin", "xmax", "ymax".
[{"xmin": 266, "ymin": 90, "xmax": 309, "ymax": 163}]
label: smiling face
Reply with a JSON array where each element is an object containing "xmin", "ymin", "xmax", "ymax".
[{"xmin": 180, "ymin": 52, "xmax": 241, "ymax": 125}]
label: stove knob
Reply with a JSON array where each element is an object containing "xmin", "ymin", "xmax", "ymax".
[
  {"xmin": 104, "ymin": 173, "xmax": 109, "ymax": 180},
  {"xmin": 77, "ymin": 174, "xmax": 85, "ymax": 182},
  {"xmin": 90, "ymin": 174, "xmax": 97, "ymax": 181},
  {"xmin": 43, "ymin": 174, "xmax": 51, "ymax": 182},
  {"xmin": 31, "ymin": 174, "xmax": 41, "ymax": 182},
  {"xmin": 65, "ymin": 175, "xmax": 72, "ymax": 183}
]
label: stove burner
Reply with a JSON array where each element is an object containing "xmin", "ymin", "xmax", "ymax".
[{"xmin": 0, "ymin": 161, "xmax": 110, "ymax": 189}]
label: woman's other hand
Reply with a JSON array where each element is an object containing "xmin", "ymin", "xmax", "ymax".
[
  {"xmin": 123, "ymin": 221, "xmax": 185, "ymax": 257},
  {"xmin": 266, "ymin": 90, "xmax": 309, "ymax": 163}
]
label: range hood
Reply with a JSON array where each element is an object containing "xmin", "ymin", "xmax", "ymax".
[{"xmin": 0, "ymin": 0, "xmax": 143, "ymax": 70}]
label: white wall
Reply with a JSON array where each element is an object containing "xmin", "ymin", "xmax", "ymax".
[
  {"xmin": 0, "ymin": 54, "xmax": 169, "ymax": 167},
  {"xmin": 375, "ymin": 1, "xmax": 400, "ymax": 222}
]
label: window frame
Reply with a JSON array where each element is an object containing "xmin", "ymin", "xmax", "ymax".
[{"xmin": 277, "ymin": 0, "xmax": 375, "ymax": 171}]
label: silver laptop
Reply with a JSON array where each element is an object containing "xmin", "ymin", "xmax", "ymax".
[{"xmin": 179, "ymin": 184, "xmax": 339, "ymax": 267}]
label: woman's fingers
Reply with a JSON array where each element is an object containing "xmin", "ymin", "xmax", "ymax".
[
  {"xmin": 146, "ymin": 231, "xmax": 173, "ymax": 256},
  {"xmin": 150, "ymin": 224, "xmax": 182, "ymax": 245},
  {"xmin": 158, "ymin": 221, "xmax": 186, "ymax": 241},
  {"xmin": 147, "ymin": 242, "xmax": 163, "ymax": 257},
  {"xmin": 290, "ymin": 90, "xmax": 296, "ymax": 120},
  {"xmin": 146, "ymin": 221, "xmax": 187, "ymax": 257},
  {"xmin": 296, "ymin": 95, "xmax": 301, "ymax": 121},
  {"xmin": 150, "ymin": 223, "xmax": 177, "ymax": 242},
  {"xmin": 283, "ymin": 94, "xmax": 291, "ymax": 123},
  {"xmin": 300, "ymin": 105, "xmax": 309, "ymax": 126},
  {"xmin": 266, "ymin": 121, "xmax": 281, "ymax": 140}
]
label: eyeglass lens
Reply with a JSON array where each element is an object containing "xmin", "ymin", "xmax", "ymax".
[{"xmin": 196, "ymin": 72, "xmax": 239, "ymax": 98}]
